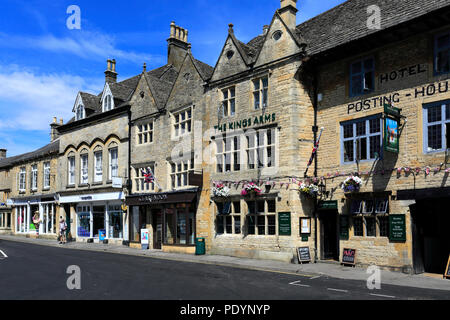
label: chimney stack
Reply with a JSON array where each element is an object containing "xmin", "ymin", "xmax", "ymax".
[
  {"xmin": 0, "ymin": 149, "xmax": 6, "ymax": 159},
  {"xmin": 50, "ymin": 117, "xmax": 62, "ymax": 142},
  {"xmin": 167, "ymin": 21, "xmax": 190, "ymax": 71},
  {"xmin": 105, "ymin": 59, "xmax": 118, "ymax": 83},
  {"xmin": 279, "ymin": 0, "xmax": 298, "ymax": 30}
]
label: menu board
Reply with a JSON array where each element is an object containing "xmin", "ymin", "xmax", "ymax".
[
  {"xmin": 445, "ymin": 255, "xmax": 450, "ymax": 280},
  {"xmin": 389, "ymin": 215, "xmax": 406, "ymax": 242},
  {"xmin": 297, "ymin": 247, "xmax": 311, "ymax": 263},
  {"xmin": 278, "ymin": 212, "xmax": 291, "ymax": 236},
  {"xmin": 342, "ymin": 248, "xmax": 356, "ymax": 265}
]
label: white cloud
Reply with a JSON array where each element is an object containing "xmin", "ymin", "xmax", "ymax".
[
  {"xmin": 0, "ymin": 31, "xmax": 164, "ymax": 65},
  {"xmin": 0, "ymin": 65, "xmax": 103, "ymax": 131}
]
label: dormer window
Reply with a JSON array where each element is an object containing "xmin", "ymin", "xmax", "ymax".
[
  {"xmin": 76, "ymin": 105, "xmax": 85, "ymax": 121},
  {"xmin": 104, "ymin": 95, "xmax": 113, "ymax": 112}
]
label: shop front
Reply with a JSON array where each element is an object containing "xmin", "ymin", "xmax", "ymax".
[
  {"xmin": 12, "ymin": 195, "xmax": 57, "ymax": 238},
  {"xmin": 59, "ymin": 192, "xmax": 127, "ymax": 244},
  {"xmin": 126, "ymin": 188, "xmax": 198, "ymax": 253}
]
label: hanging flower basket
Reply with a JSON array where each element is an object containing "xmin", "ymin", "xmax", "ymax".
[
  {"xmin": 341, "ymin": 176, "xmax": 363, "ymax": 193},
  {"xmin": 299, "ymin": 183, "xmax": 319, "ymax": 199},
  {"xmin": 213, "ymin": 183, "xmax": 230, "ymax": 198},
  {"xmin": 241, "ymin": 182, "xmax": 262, "ymax": 197}
]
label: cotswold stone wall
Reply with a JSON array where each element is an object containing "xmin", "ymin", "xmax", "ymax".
[{"xmin": 316, "ymin": 28, "xmax": 450, "ymax": 270}]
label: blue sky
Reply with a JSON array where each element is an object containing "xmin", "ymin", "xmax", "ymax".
[{"xmin": 0, "ymin": 0, "xmax": 346, "ymax": 157}]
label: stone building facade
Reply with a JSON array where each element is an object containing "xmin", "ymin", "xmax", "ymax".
[
  {"xmin": 0, "ymin": 149, "xmax": 13, "ymax": 234},
  {"xmin": 5, "ymin": 140, "xmax": 60, "ymax": 239}
]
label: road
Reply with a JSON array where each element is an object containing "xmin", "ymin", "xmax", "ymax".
[{"xmin": 0, "ymin": 240, "xmax": 449, "ymax": 301}]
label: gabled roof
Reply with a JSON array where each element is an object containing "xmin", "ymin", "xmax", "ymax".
[
  {"xmin": 295, "ymin": 0, "xmax": 450, "ymax": 56},
  {"xmin": 192, "ymin": 58, "xmax": 214, "ymax": 80},
  {"xmin": 79, "ymin": 92, "xmax": 101, "ymax": 112},
  {"xmin": 0, "ymin": 140, "xmax": 59, "ymax": 169},
  {"xmin": 144, "ymin": 72, "xmax": 176, "ymax": 110}
]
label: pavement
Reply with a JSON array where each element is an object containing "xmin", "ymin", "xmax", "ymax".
[{"xmin": 1, "ymin": 234, "xmax": 449, "ymax": 292}]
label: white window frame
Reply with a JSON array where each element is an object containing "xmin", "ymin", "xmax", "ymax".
[
  {"xmin": 43, "ymin": 162, "xmax": 50, "ymax": 189},
  {"xmin": 172, "ymin": 107, "xmax": 192, "ymax": 138},
  {"xmin": 103, "ymin": 95, "xmax": 113, "ymax": 112},
  {"xmin": 94, "ymin": 151, "xmax": 103, "ymax": 183},
  {"xmin": 109, "ymin": 148, "xmax": 118, "ymax": 180},
  {"xmin": 253, "ymin": 76, "xmax": 268, "ymax": 110},
  {"xmin": 423, "ymin": 100, "xmax": 450, "ymax": 153},
  {"xmin": 216, "ymin": 135, "xmax": 241, "ymax": 173},
  {"xmin": 134, "ymin": 165, "xmax": 155, "ymax": 192},
  {"xmin": 76, "ymin": 104, "xmax": 85, "ymax": 121},
  {"xmin": 246, "ymin": 128, "xmax": 276, "ymax": 169},
  {"xmin": 31, "ymin": 165, "xmax": 38, "ymax": 191},
  {"xmin": 68, "ymin": 157, "xmax": 75, "ymax": 185},
  {"xmin": 216, "ymin": 201, "xmax": 241, "ymax": 235},
  {"xmin": 137, "ymin": 121, "xmax": 154, "ymax": 145},
  {"xmin": 19, "ymin": 167, "xmax": 26, "ymax": 192},
  {"xmin": 80, "ymin": 153, "xmax": 89, "ymax": 185}
]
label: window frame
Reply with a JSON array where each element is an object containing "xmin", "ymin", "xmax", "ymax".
[
  {"xmin": 434, "ymin": 31, "xmax": 450, "ymax": 75},
  {"xmin": 246, "ymin": 127, "xmax": 276, "ymax": 169},
  {"xmin": 31, "ymin": 164, "xmax": 38, "ymax": 191},
  {"xmin": 68, "ymin": 156, "xmax": 75, "ymax": 185},
  {"xmin": 215, "ymin": 201, "xmax": 241, "ymax": 235},
  {"xmin": 137, "ymin": 121, "xmax": 154, "ymax": 145},
  {"xmin": 43, "ymin": 162, "xmax": 51, "ymax": 189},
  {"xmin": 172, "ymin": 107, "xmax": 193, "ymax": 138},
  {"xmin": 423, "ymin": 100, "xmax": 450, "ymax": 154},
  {"xmin": 341, "ymin": 115, "xmax": 383, "ymax": 164},
  {"xmin": 215, "ymin": 134, "xmax": 241, "ymax": 173},
  {"xmin": 252, "ymin": 76, "xmax": 269, "ymax": 110},
  {"xmin": 108, "ymin": 147, "xmax": 119, "ymax": 180},
  {"xmin": 349, "ymin": 56, "xmax": 375, "ymax": 97},
  {"xmin": 94, "ymin": 151, "xmax": 103, "ymax": 183},
  {"xmin": 75, "ymin": 104, "xmax": 85, "ymax": 121},
  {"xmin": 221, "ymin": 86, "xmax": 236, "ymax": 117},
  {"xmin": 170, "ymin": 157, "xmax": 194, "ymax": 189},
  {"xmin": 80, "ymin": 153, "xmax": 89, "ymax": 185},
  {"xmin": 134, "ymin": 165, "xmax": 156, "ymax": 193},
  {"xmin": 19, "ymin": 167, "xmax": 26, "ymax": 192},
  {"xmin": 245, "ymin": 198, "xmax": 277, "ymax": 236},
  {"xmin": 103, "ymin": 95, "xmax": 113, "ymax": 112}
]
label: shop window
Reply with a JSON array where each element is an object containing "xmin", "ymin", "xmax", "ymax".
[
  {"xmin": 423, "ymin": 101, "xmax": 450, "ymax": 153},
  {"xmin": 365, "ymin": 216, "xmax": 376, "ymax": 237},
  {"xmin": 108, "ymin": 205, "xmax": 123, "ymax": 239},
  {"xmin": 77, "ymin": 206, "xmax": 91, "ymax": 237},
  {"xmin": 41, "ymin": 204, "xmax": 56, "ymax": 234},
  {"xmin": 341, "ymin": 116, "xmax": 382, "ymax": 164},
  {"xmin": 434, "ymin": 31, "xmax": 450, "ymax": 74},
  {"xmin": 245, "ymin": 199, "xmax": 276, "ymax": 235},
  {"xmin": 353, "ymin": 217, "xmax": 364, "ymax": 236},
  {"xmin": 350, "ymin": 57, "xmax": 374, "ymax": 97}
]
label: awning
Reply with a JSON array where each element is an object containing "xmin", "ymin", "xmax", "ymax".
[{"xmin": 126, "ymin": 189, "xmax": 198, "ymax": 206}]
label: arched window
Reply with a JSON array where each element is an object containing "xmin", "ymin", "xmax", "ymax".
[{"xmin": 76, "ymin": 105, "xmax": 84, "ymax": 120}]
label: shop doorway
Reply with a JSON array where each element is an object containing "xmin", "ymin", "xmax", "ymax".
[
  {"xmin": 412, "ymin": 198, "xmax": 450, "ymax": 274},
  {"xmin": 92, "ymin": 206, "xmax": 105, "ymax": 238},
  {"xmin": 321, "ymin": 210, "xmax": 339, "ymax": 261},
  {"xmin": 152, "ymin": 210, "xmax": 162, "ymax": 250}
]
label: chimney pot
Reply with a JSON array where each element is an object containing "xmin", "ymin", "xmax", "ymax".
[
  {"xmin": 60, "ymin": 118, "xmax": 63, "ymax": 125},
  {"xmin": 53, "ymin": 117, "xmax": 57, "ymax": 124},
  {"xmin": 105, "ymin": 58, "xmax": 118, "ymax": 83},
  {"xmin": 0, "ymin": 149, "xmax": 6, "ymax": 159}
]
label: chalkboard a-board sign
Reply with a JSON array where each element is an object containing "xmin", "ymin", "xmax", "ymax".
[
  {"xmin": 444, "ymin": 255, "xmax": 450, "ymax": 280},
  {"xmin": 278, "ymin": 212, "xmax": 291, "ymax": 236},
  {"xmin": 389, "ymin": 214, "xmax": 406, "ymax": 242},
  {"xmin": 342, "ymin": 248, "xmax": 356, "ymax": 266},
  {"xmin": 297, "ymin": 247, "xmax": 311, "ymax": 264}
]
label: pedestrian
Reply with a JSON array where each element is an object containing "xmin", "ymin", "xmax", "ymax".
[
  {"xmin": 32, "ymin": 211, "xmax": 41, "ymax": 238},
  {"xmin": 59, "ymin": 216, "xmax": 67, "ymax": 244}
]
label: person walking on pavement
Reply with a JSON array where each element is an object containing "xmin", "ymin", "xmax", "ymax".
[
  {"xmin": 59, "ymin": 216, "xmax": 67, "ymax": 244},
  {"xmin": 32, "ymin": 211, "xmax": 41, "ymax": 238}
]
